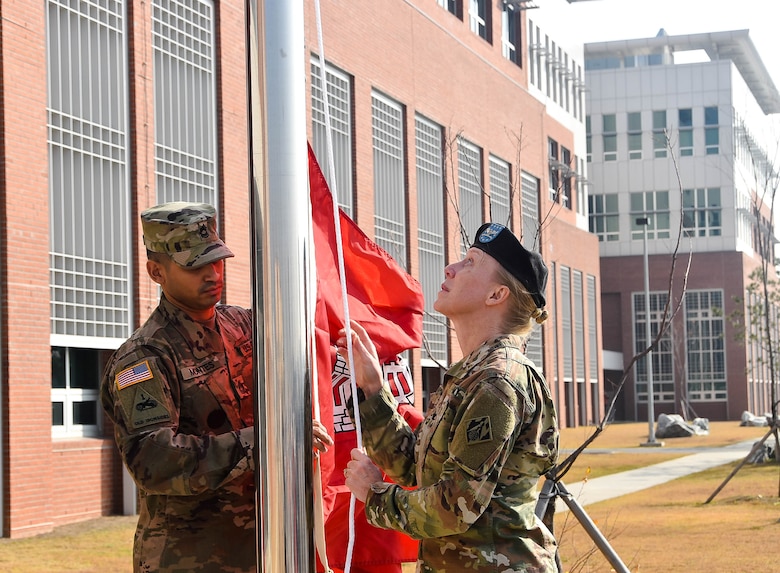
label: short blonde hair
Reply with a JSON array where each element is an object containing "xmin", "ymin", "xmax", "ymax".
[{"xmin": 495, "ymin": 265, "xmax": 549, "ymax": 338}]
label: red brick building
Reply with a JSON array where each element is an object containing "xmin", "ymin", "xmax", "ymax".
[{"xmin": 0, "ymin": 0, "xmax": 598, "ymax": 536}]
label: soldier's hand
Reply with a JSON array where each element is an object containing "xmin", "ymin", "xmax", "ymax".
[
  {"xmin": 336, "ymin": 320, "xmax": 384, "ymax": 398},
  {"xmin": 344, "ymin": 448, "xmax": 383, "ymax": 502},
  {"xmin": 312, "ymin": 419, "xmax": 334, "ymax": 453}
]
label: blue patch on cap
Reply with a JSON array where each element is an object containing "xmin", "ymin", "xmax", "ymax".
[{"xmin": 478, "ymin": 223, "xmax": 505, "ymax": 243}]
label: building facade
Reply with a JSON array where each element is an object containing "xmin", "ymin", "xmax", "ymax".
[
  {"xmin": 585, "ymin": 30, "xmax": 780, "ymax": 423},
  {"xmin": 0, "ymin": 0, "xmax": 600, "ymax": 537}
]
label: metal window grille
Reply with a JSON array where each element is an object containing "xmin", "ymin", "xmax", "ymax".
[
  {"xmin": 311, "ymin": 57, "xmax": 353, "ymax": 216},
  {"xmin": 47, "ymin": 0, "xmax": 131, "ymax": 342},
  {"xmin": 152, "ymin": 0, "xmax": 217, "ymax": 205},
  {"xmin": 520, "ymin": 171, "xmax": 540, "ymax": 250},
  {"xmin": 685, "ymin": 290, "xmax": 727, "ymax": 401},
  {"xmin": 633, "ymin": 291, "xmax": 675, "ymax": 402},
  {"xmin": 574, "ymin": 270, "xmax": 585, "ymax": 383},
  {"xmin": 415, "ymin": 115, "xmax": 447, "ymax": 363},
  {"xmin": 372, "ymin": 91, "xmax": 407, "ymax": 267},
  {"xmin": 488, "ymin": 155, "xmax": 511, "ymax": 226},
  {"xmin": 561, "ymin": 266, "xmax": 572, "ymax": 382},
  {"xmin": 588, "ymin": 274, "xmax": 599, "ymax": 383},
  {"xmin": 458, "ymin": 138, "xmax": 483, "ymax": 255}
]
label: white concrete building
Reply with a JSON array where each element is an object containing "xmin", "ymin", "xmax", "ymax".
[{"xmin": 585, "ymin": 29, "xmax": 780, "ymax": 422}]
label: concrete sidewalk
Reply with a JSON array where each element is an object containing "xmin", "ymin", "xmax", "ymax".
[{"xmin": 553, "ymin": 439, "xmax": 759, "ymax": 511}]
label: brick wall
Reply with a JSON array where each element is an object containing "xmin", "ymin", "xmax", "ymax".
[{"xmin": 1, "ymin": 0, "xmax": 56, "ymax": 538}]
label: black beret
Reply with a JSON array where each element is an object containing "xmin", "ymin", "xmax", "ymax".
[{"xmin": 471, "ymin": 223, "xmax": 548, "ymax": 308}]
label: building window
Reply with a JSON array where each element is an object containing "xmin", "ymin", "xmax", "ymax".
[
  {"xmin": 489, "ymin": 155, "xmax": 511, "ymax": 226},
  {"xmin": 458, "ymin": 137, "xmax": 483, "ymax": 255},
  {"xmin": 548, "ymin": 138, "xmax": 560, "ymax": 202},
  {"xmin": 520, "ymin": 171, "xmax": 540, "ymax": 250},
  {"xmin": 522, "ymin": 171, "xmax": 543, "ymax": 369},
  {"xmin": 652, "ymin": 110, "xmax": 668, "ymax": 158},
  {"xmin": 561, "ymin": 146, "xmax": 572, "ymax": 209},
  {"xmin": 561, "ymin": 266, "xmax": 573, "ymax": 387},
  {"xmin": 683, "ymin": 187, "xmax": 721, "ymax": 237},
  {"xmin": 529, "ymin": 23, "xmax": 543, "ymax": 90},
  {"xmin": 679, "ymin": 108, "xmax": 693, "ymax": 156},
  {"xmin": 587, "ymin": 275, "xmax": 599, "ymax": 420},
  {"xmin": 574, "ymin": 270, "xmax": 585, "ymax": 379},
  {"xmin": 630, "ymin": 191, "xmax": 670, "ymax": 240},
  {"xmin": 153, "ymin": 0, "xmax": 218, "ymax": 205},
  {"xmin": 415, "ymin": 115, "xmax": 448, "ymax": 363},
  {"xmin": 586, "ymin": 115, "xmax": 592, "ymax": 162},
  {"xmin": 705, "ymin": 106, "xmax": 719, "ymax": 155},
  {"xmin": 574, "ymin": 64, "xmax": 584, "ymax": 121},
  {"xmin": 603, "ymin": 113, "xmax": 617, "ymax": 161},
  {"xmin": 52, "ymin": 347, "xmax": 110, "ymax": 437},
  {"xmin": 633, "ymin": 292, "xmax": 675, "ymax": 403},
  {"xmin": 686, "ymin": 290, "xmax": 726, "ymax": 401},
  {"xmin": 468, "ymin": 0, "xmax": 490, "ymax": 41},
  {"xmin": 628, "ymin": 112, "xmax": 642, "ymax": 159},
  {"xmin": 501, "ymin": 3, "xmax": 520, "ymax": 65},
  {"xmin": 437, "ymin": 0, "xmax": 461, "ymax": 18},
  {"xmin": 47, "ymin": 0, "xmax": 131, "ymax": 341},
  {"xmin": 588, "ymin": 194, "xmax": 619, "ymax": 242},
  {"xmin": 544, "ymin": 35, "xmax": 552, "ymax": 98},
  {"xmin": 576, "ymin": 156, "xmax": 587, "ymax": 218},
  {"xmin": 372, "ymin": 91, "xmax": 407, "ymax": 267},
  {"xmin": 311, "ymin": 58, "xmax": 354, "ymax": 216}
]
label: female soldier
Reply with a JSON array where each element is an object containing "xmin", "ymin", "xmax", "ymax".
[{"xmin": 339, "ymin": 222, "xmax": 559, "ymax": 572}]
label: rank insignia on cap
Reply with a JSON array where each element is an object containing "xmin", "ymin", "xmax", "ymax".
[
  {"xmin": 478, "ymin": 223, "xmax": 503, "ymax": 243},
  {"xmin": 115, "ymin": 361, "xmax": 153, "ymax": 390},
  {"xmin": 465, "ymin": 416, "xmax": 493, "ymax": 444}
]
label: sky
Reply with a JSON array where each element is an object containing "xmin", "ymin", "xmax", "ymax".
[{"xmin": 568, "ymin": 0, "xmax": 780, "ymax": 89}]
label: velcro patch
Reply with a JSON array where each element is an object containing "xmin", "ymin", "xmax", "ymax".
[
  {"xmin": 465, "ymin": 416, "xmax": 493, "ymax": 444},
  {"xmin": 129, "ymin": 385, "xmax": 172, "ymax": 429},
  {"xmin": 115, "ymin": 361, "xmax": 154, "ymax": 390}
]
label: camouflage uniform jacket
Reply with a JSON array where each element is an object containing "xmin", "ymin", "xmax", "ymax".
[
  {"xmin": 100, "ymin": 295, "xmax": 256, "ymax": 573},
  {"xmin": 359, "ymin": 335, "xmax": 559, "ymax": 572}
]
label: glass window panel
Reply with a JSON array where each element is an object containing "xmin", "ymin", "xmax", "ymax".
[
  {"xmin": 53, "ymin": 403, "xmax": 65, "ymax": 426},
  {"xmin": 52, "ymin": 346, "xmax": 67, "ymax": 389}
]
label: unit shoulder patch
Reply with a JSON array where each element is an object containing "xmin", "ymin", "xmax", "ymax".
[
  {"xmin": 465, "ymin": 416, "xmax": 493, "ymax": 444},
  {"xmin": 127, "ymin": 384, "xmax": 172, "ymax": 429}
]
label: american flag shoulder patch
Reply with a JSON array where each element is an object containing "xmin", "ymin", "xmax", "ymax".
[{"xmin": 115, "ymin": 360, "xmax": 154, "ymax": 391}]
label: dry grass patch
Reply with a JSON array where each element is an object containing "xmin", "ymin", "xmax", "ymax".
[
  {"xmin": 556, "ymin": 421, "xmax": 771, "ymax": 480},
  {"xmin": 555, "ymin": 461, "xmax": 780, "ymax": 572},
  {"xmin": 0, "ymin": 515, "xmax": 136, "ymax": 573}
]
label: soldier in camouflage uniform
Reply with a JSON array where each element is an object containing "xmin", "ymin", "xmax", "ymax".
[
  {"xmin": 340, "ymin": 222, "xmax": 559, "ymax": 572},
  {"xmin": 101, "ymin": 202, "xmax": 331, "ymax": 573}
]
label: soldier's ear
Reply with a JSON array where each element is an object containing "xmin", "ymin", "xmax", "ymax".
[{"xmin": 147, "ymin": 260, "xmax": 165, "ymax": 286}]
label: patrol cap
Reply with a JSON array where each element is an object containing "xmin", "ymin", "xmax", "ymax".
[
  {"xmin": 140, "ymin": 202, "xmax": 234, "ymax": 268},
  {"xmin": 472, "ymin": 222, "xmax": 547, "ymax": 308}
]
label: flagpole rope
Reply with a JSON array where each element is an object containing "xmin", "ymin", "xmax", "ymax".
[{"xmin": 313, "ymin": 2, "xmax": 361, "ymax": 572}]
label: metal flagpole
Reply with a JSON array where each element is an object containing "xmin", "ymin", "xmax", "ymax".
[{"xmin": 246, "ymin": 0, "xmax": 315, "ymax": 571}]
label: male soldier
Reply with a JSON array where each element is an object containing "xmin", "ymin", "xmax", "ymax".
[{"xmin": 101, "ymin": 202, "xmax": 330, "ymax": 573}]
